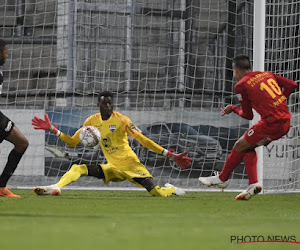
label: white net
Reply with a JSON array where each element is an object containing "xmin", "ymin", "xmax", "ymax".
[
  {"xmin": 263, "ymin": 0, "xmax": 300, "ymax": 192},
  {"xmin": 0, "ymin": 0, "xmax": 299, "ymax": 192}
]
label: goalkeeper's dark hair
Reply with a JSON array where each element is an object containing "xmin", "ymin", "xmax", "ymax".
[
  {"xmin": 232, "ymin": 55, "xmax": 252, "ymax": 70},
  {"xmin": 0, "ymin": 39, "xmax": 7, "ymax": 52},
  {"xmin": 98, "ymin": 91, "xmax": 114, "ymax": 102}
]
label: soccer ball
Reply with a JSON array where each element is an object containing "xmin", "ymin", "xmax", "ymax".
[{"xmin": 79, "ymin": 126, "xmax": 101, "ymax": 147}]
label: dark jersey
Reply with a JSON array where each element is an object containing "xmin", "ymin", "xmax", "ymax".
[
  {"xmin": 0, "ymin": 66, "xmax": 3, "ymax": 95},
  {"xmin": 232, "ymin": 71, "xmax": 297, "ymax": 123},
  {"xmin": 0, "ymin": 66, "xmax": 15, "ymax": 141}
]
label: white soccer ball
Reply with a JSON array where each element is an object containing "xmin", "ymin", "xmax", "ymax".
[{"xmin": 79, "ymin": 126, "xmax": 101, "ymax": 147}]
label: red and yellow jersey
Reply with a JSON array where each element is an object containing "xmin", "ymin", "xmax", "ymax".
[
  {"xmin": 232, "ymin": 71, "xmax": 297, "ymax": 123},
  {"xmin": 59, "ymin": 111, "xmax": 165, "ymax": 165}
]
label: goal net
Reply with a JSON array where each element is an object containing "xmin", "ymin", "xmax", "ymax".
[
  {"xmin": 263, "ymin": 0, "xmax": 300, "ymax": 192},
  {"xmin": 0, "ymin": 0, "xmax": 299, "ymax": 192}
]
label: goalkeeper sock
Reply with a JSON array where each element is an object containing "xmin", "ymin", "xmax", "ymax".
[
  {"xmin": 0, "ymin": 149, "xmax": 24, "ymax": 187},
  {"xmin": 149, "ymin": 185, "xmax": 175, "ymax": 197},
  {"xmin": 56, "ymin": 164, "xmax": 88, "ymax": 188},
  {"xmin": 244, "ymin": 150, "xmax": 258, "ymax": 185},
  {"xmin": 219, "ymin": 148, "xmax": 245, "ymax": 182}
]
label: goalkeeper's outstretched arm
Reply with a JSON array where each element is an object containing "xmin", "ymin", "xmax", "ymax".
[
  {"xmin": 32, "ymin": 113, "xmax": 81, "ymax": 147},
  {"xmin": 134, "ymin": 133, "xmax": 192, "ymax": 169}
]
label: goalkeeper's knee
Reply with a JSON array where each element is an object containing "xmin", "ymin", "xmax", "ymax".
[
  {"xmin": 69, "ymin": 164, "xmax": 88, "ymax": 176},
  {"xmin": 149, "ymin": 185, "xmax": 175, "ymax": 197}
]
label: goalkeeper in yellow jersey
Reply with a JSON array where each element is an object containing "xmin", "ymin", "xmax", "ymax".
[{"xmin": 32, "ymin": 91, "xmax": 192, "ymax": 197}]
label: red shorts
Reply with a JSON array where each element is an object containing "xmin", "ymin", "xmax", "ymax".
[{"xmin": 244, "ymin": 119, "xmax": 290, "ymax": 146}]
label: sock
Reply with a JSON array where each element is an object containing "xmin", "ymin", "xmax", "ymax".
[
  {"xmin": 244, "ymin": 150, "xmax": 258, "ymax": 185},
  {"xmin": 219, "ymin": 148, "xmax": 245, "ymax": 182},
  {"xmin": 0, "ymin": 149, "xmax": 24, "ymax": 187},
  {"xmin": 56, "ymin": 164, "xmax": 88, "ymax": 188},
  {"xmin": 149, "ymin": 185, "xmax": 175, "ymax": 197}
]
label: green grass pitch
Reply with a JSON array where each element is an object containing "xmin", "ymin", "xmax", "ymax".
[{"xmin": 0, "ymin": 190, "xmax": 299, "ymax": 250}]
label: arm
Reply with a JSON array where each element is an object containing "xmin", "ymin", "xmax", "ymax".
[
  {"xmin": 32, "ymin": 113, "xmax": 81, "ymax": 147},
  {"xmin": 231, "ymin": 102, "xmax": 253, "ymax": 120},
  {"xmin": 222, "ymin": 84, "xmax": 253, "ymax": 120},
  {"xmin": 134, "ymin": 133, "xmax": 192, "ymax": 169},
  {"xmin": 272, "ymin": 74, "xmax": 298, "ymax": 98},
  {"xmin": 59, "ymin": 129, "xmax": 81, "ymax": 147},
  {"xmin": 122, "ymin": 115, "xmax": 192, "ymax": 169},
  {"xmin": 135, "ymin": 133, "xmax": 164, "ymax": 154}
]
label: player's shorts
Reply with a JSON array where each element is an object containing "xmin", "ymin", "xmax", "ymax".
[
  {"xmin": 0, "ymin": 111, "xmax": 14, "ymax": 143},
  {"xmin": 244, "ymin": 119, "xmax": 290, "ymax": 146},
  {"xmin": 100, "ymin": 161, "xmax": 153, "ymax": 187}
]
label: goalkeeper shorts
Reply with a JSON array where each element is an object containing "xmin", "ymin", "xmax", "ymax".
[
  {"xmin": 244, "ymin": 119, "xmax": 290, "ymax": 146},
  {"xmin": 100, "ymin": 161, "xmax": 153, "ymax": 187}
]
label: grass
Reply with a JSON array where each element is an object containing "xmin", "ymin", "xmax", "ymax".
[{"xmin": 0, "ymin": 190, "xmax": 299, "ymax": 250}]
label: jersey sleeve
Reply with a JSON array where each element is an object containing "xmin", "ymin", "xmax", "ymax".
[
  {"xmin": 232, "ymin": 83, "xmax": 254, "ymax": 120},
  {"xmin": 135, "ymin": 133, "xmax": 165, "ymax": 155},
  {"xmin": 58, "ymin": 115, "xmax": 98, "ymax": 147},
  {"xmin": 120, "ymin": 115, "xmax": 165, "ymax": 154},
  {"xmin": 58, "ymin": 128, "xmax": 81, "ymax": 147},
  {"xmin": 83, "ymin": 116, "xmax": 93, "ymax": 126},
  {"xmin": 120, "ymin": 115, "xmax": 142, "ymax": 139},
  {"xmin": 271, "ymin": 73, "xmax": 298, "ymax": 98}
]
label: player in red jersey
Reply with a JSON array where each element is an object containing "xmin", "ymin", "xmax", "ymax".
[{"xmin": 199, "ymin": 55, "xmax": 298, "ymax": 200}]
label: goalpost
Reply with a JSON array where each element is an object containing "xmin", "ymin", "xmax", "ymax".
[{"xmin": 0, "ymin": 0, "xmax": 299, "ymax": 192}]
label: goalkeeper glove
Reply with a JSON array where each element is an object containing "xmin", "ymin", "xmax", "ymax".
[
  {"xmin": 163, "ymin": 149, "xmax": 192, "ymax": 169},
  {"xmin": 32, "ymin": 113, "xmax": 61, "ymax": 136}
]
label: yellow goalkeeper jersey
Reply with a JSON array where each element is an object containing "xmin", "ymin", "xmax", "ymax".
[{"xmin": 59, "ymin": 111, "xmax": 164, "ymax": 166}]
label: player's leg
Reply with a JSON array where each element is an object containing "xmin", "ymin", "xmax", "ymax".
[
  {"xmin": 244, "ymin": 150, "xmax": 258, "ymax": 185},
  {"xmin": 218, "ymin": 136, "xmax": 255, "ymax": 181},
  {"xmin": 33, "ymin": 164, "xmax": 90, "ymax": 195},
  {"xmin": 132, "ymin": 177, "xmax": 185, "ymax": 197},
  {"xmin": 235, "ymin": 119, "xmax": 290, "ymax": 200},
  {"xmin": 199, "ymin": 135, "xmax": 254, "ymax": 188},
  {"xmin": 55, "ymin": 164, "xmax": 89, "ymax": 188},
  {"xmin": 0, "ymin": 114, "xmax": 28, "ymax": 198},
  {"xmin": 123, "ymin": 161, "xmax": 185, "ymax": 197},
  {"xmin": 234, "ymin": 150, "xmax": 261, "ymax": 199},
  {"xmin": 86, "ymin": 164, "xmax": 105, "ymax": 179}
]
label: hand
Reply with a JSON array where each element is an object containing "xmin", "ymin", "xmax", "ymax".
[
  {"xmin": 32, "ymin": 113, "xmax": 59, "ymax": 135},
  {"xmin": 221, "ymin": 105, "xmax": 233, "ymax": 116},
  {"xmin": 167, "ymin": 149, "xmax": 192, "ymax": 169}
]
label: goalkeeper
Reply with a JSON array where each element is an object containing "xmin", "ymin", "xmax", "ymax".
[{"xmin": 32, "ymin": 91, "xmax": 192, "ymax": 197}]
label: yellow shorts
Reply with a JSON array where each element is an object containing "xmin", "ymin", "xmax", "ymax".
[{"xmin": 100, "ymin": 161, "xmax": 153, "ymax": 187}]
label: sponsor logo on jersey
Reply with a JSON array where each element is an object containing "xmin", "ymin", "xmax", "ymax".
[
  {"xmin": 128, "ymin": 123, "xmax": 140, "ymax": 133},
  {"xmin": 5, "ymin": 121, "xmax": 12, "ymax": 132},
  {"xmin": 102, "ymin": 137, "xmax": 112, "ymax": 148},
  {"xmin": 109, "ymin": 125, "xmax": 116, "ymax": 132}
]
